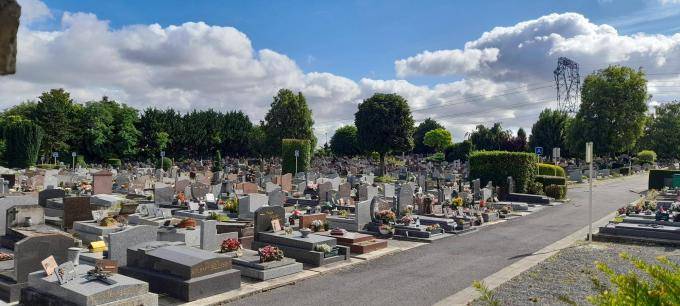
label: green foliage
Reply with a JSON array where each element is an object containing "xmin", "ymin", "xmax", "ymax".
[
  {"xmin": 636, "ymin": 150, "xmax": 656, "ymax": 164},
  {"xmin": 535, "ymin": 175, "xmax": 567, "ymax": 186},
  {"xmin": 33, "ymin": 89, "xmax": 80, "ymax": 154},
  {"xmin": 75, "ymin": 155, "xmax": 86, "ymax": 168},
  {"xmin": 537, "ymin": 163, "xmax": 566, "ymax": 177},
  {"xmin": 426, "ymin": 152, "xmax": 445, "ymax": 162},
  {"xmin": 423, "ymin": 128, "xmax": 452, "ymax": 152},
  {"xmin": 330, "ymin": 125, "xmax": 361, "ymax": 156},
  {"xmin": 567, "ymin": 66, "xmax": 649, "ymax": 156},
  {"xmin": 36, "ymin": 164, "xmax": 58, "ymax": 170},
  {"xmin": 469, "ymin": 151, "xmax": 539, "ymax": 193},
  {"xmin": 107, "ymin": 158, "xmax": 122, "ymax": 169},
  {"xmin": 281, "ymin": 139, "xmax": 310, "ymax": 174},
  {"xmin": 248, "ymin": 124, "xmax": 267, "ymax": 157},
  {"xmin": 588, "ymin": 252, "xmax": 680, "ymax": 306},
  {"xmin": 80, "ymin": 97, "xmax": 141, "ymax": 161},
  {"xmin": 355, "ymin": 93, "xmax": 414, "ymax": 175},
  {"xmin": 470, "ymin": 123, "xmax": 512, "ymax": 151},
  {"xmin": 264, "ymin": 89, "xmax": 315, "ymax": 156},
  {"xmin": 413, "ymin": 118, "xmax": 444, "ymax": 154},
  {"xmin": 3, "ymin": 117, "xmax": 43, "ymax": 168},
  {"xmin": 639, "ymin": 101, "xmax": 680, "ymax": 159},
  {"xmin": 648, "ymin": 169, "xmax": 680, "ymax": 189},
  {"xmin": 212, "ymin": 150, "xmax": 222, "ymax": 172},
  {"xmin": 444, "ymin": 140, "xmax": 474, "ymax": 162},
  {"xmin": 374, "ymin": 175, "xmax": 395, "ymax": 183},
  {"xmin": 529, "ymin": 109, "xmax": 570, "ymax": 157},
  {"xmin": 472, "ymin": 280, "xmax": 500, "ymax": 306},
  {"xmin": 527, "ymin": 181, "xmax": 545, "ymax": 195},
  {"xmin": 369, "ymin": 151, "xmax": 380, "ymax": 161},
  {"xmin": 544, "ymin": 184, "xmax": 566, "ymax": 199},
  {"xmin": 158, "ymin": 157, "xmax": 172, "ymax": 172}
]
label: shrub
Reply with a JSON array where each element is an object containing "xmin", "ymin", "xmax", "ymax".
[
  {"xmin": 426, "ymin": 152, "xmax": 445, "ymax": 162},
  {"xmin": 374, "ymin": 175, "xmax": 395, "ymax": 183},
  {"xmin": 648, "ymin": 169, "xmax": 680, "ymax": 189},
  {"xmin": 636, "ymin": 150, "xmax": 657, "ymax": 164},
  {"xmin": 535, "ymin": 175, "xmax": 567, "ymax": 186},
  {"xmin": 281, "ymin": 139, "xmax": 310, "ymax": 174},
  {"xmin": 444, "ymin": 140, "xmax": 473, "ymax": 162},
  {"xmin": 158, "ymin": 157, "xmax": 172, "ymax": 171},
  {"xmin": 537, "ymin": 163, "xmax": 566, "ymax": 177},
  {"xmin": 107, "ymin": 158, "xmax": 122, "ymax": 169},
  {"xmin": 469, "ymin": 151, "xmax": 539, "ymax": 193},
  {"xmin": 527, "ymin": 181, "xmax": 545, "ymax": 195},
  {"xmin": 544, "ymin": 184, "xmax": 566, "ymax": 199},
  {"xmin": 75, "ymin": 155, "xmax": 86, "ymax": 168},
  {"xmin": 588, "ymin": 252, "xmax": 680, "ymax": 306},
  {"xmin": 3, "ymin": 118, "xmax": 43, "ymax": 169}
]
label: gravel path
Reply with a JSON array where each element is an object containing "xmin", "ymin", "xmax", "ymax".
[{"xmin": 473, "ymin": 242, "xmax": 680, "ymax": 306}]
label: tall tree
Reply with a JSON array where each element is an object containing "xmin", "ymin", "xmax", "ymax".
[
  {"xmin": 3, "ymin": 116, "xmax": 43, "ymax": 168},
  {"xmin": 220, "ymin": 111, "xmax": 254, "ymax": 157},
  {"xmin": 413, "ymin": 118, "xmax": 444, "ymax": 154},
  {"xmin": 33, "ymin": 89, "xmax": 80, "ymax": 155},
  {"xmin": 529, "ymin": 109, "xmax": 570, "ymax": 156},
  {"xmin": 263, "ymin": 89, "xmax": 315, "ymax": 156},
  {"xmin": 80, "ymin": 97, "xmax": 140, "ymax": 161},
  {"xmin": 469, "ymin": 123, "xmax": 511, "ymax": 151},
  {"xmin": 567, "ymin": 66, "xmax": 648, "ymax": 156},
  {"xmin": 330, "ymin": 125, "xmax": 361, "ymax": 156},
  {"xmin": 423, "ymin": 128, "xmax": 452, "ymax": 152},
  {"xmin": 639, "ymin": 101, "xmax": 680, "ymax": 159},
  {"xmin": 355, "ymin": 93, "xmax": 414, "ymax": 175},
  {"xmin": 504, "ymin": 127, "xmax": 529, "ymax": 152}
]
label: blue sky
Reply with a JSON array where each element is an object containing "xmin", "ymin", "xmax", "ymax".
[
  {"xmin": 37, "ymin": 0, "xmax": 678, "ymax": 85},
  {"xmin": 7, "ymin": 0, "xmax": 680, "ymax": 140}
]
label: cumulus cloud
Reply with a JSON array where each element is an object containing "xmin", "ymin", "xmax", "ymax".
[
  {"xmin": 17, "ymin": 0, "xmax": 52, "ymax": 24},
  {"xmin": 395, "ymin": 48, "xmax": 499, "ymax": 77}
]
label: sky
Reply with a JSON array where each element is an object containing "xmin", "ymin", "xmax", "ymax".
[{"xmin": 4, "ymin": 0, "xmax": 680, "ymax": 144}]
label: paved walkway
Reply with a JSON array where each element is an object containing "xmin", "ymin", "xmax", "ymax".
[{"xmin": 230, "ymin": 174, "xmax": 647, "ymax": 306}]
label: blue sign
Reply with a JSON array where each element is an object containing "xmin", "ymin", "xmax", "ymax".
[
  {"xmin": 52, "ymin": 152, "xmax": 59, "ymax": 158},
  {"xmin": 534, "ymin": 147, "xmax": 543, "ymax": 156}
]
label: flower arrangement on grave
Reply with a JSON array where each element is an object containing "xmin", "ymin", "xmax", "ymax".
[
  {"xmin": 404, "ymin": 205, "xmax": 414, "ymax": 215},
  {"xmin": 177, "ymin": 192, "xmax": 186, "ymax": 204},
  {"xmin": 339, "ymin": 210, "xmax": 349, "ymax": 218},
  {"xmin": 222, "ymin": 197, "xmax": 238, "ymax": 213},
  {"xmin": 309, "ymin": 220, "xmax": 325, "ymax": 232},
  {"xmin": 479, "ymin": 199, "xmax": 486, "ymax": 208},
  {"xmin": 220, "ymin": 238, "xmax": 241, "ymax": 253},
  {"xmin": 452, "ymin": 197, "xmax": 463, "ymax": 208},
  {"xmin": 500, "ymin": 205, "xmax": 512, "ymax": 215},
  {"xmin": 314, "ymin": 243, "xmax": 332, "ymax": 254},
  {"xmin": 176, "ymin": 218, "xmax": 197, "ymax": 229},
  {"xmin": 284, "ymin": 226, "xmax": 293, "ymax": 235},
  {"xmin": 378, "ymin": 224, "xmax": 394, "ymax": 235},
  {"xmin": 400, "ymin": 215, "xmax": 414, "ymax": 226},
  {"xmin": 258, "ymin": 245, "xmax": 284, "ymax": 263},
  {"xmin": 208, "ymin": 212, "xmax": 230, "ymax": 222},
  {"xmin": 425, "ymin": 224, "xmax": 440, "ymax": 232},
  {"xmin": 455, "ymin": 218, "xmax": 466, "ymax": 226},
  {"xmin": 0, "ymin": 252, "xmax": 14, "ymax": 261},
  {"xmin": 376, "ymin": 210, "xmax": 396, "ymax": 224},
  {"xmin": 99, "ymin": 217, "xmax": 118, "ymax": 227}
]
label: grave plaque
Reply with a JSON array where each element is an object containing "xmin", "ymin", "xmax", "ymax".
[
  {"xmin": 63, "ymin": 196, "xmax": 92, "ymax": 230},
  {"xmin": 40, "ymin": 256, "xmax": 58, "ymax": 276}
]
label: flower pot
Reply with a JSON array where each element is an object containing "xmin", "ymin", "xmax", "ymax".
[
  {"xmin": 300, "ymin": 228, "xmax": 312, "ymax": 238},
  {"xmin": 379, "ymin": 228, "xmax": 392, "ymax": 235}
]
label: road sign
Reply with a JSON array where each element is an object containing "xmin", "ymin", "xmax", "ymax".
[
  {"xmin": 52, "ymin": 152, "xmax": 59, "ymax": 158},
  {"xmin": 71, "ymin": 152, "xmax": 77, "ymax": 157},
  {"xmin": 294, "ymin": 150, "xmax": 299, "ymax": 157},
  {"xmin": 160, "ymin": 151, "xmax": 165, "ymax": 158},
  {"xmin": 585, "ymin": 142, "xmax": 593, "ymax": 163},
  {"xmin": 534, "ymin": 147, "xmax": 543, "ymax": 156}
]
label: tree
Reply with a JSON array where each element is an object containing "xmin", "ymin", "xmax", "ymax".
[
  {"xmin": 330, "ymin": 125, "xmax": 361, "ymax": 156},
  {"xmin": 80, "ymin": 97, "xmax": 140, "ymax": 161},
  {"xmin": 32, "ymin": 89, "xmax": 80, "ymax": 155},
  {"xmin": 263, "ymin": 89, "xmax": 315, "ymax": 156},
  {"xmin": 220, "ymin": 111, "xmax": 253, "ymax": 157},
  {"xmin": 423, "ymin": 128, "xmax": 452, "ymax": 152},
  {"xmin": 444, "ymin": 140, "xmax": 474, "ymax": 162},
  {"xmin": 355, "ymin": 93, "xmax": 414, "ymax": 175},
  {"xmin": 3, "ymin": 116, "xmax": 43, "ymax": 168},
  {"xmin": 503, "ymin": 128, "xmax": 529, "ymax": 152},
  {"xmin": 567, "ymin": 66, "xmax": 649, "ymax": 156},
  {"xmin": 639, "ymin": 102, "xmax": 680, "ymax": 159},
  {"xmin": 248, "ymin": 124, "xmax": 267, "ymax": 157},
  {"xmin": 469, "ymin": 123, "xmax": 511, "ymax": 151},
  {"xmin": 637, "ymin": 150, "xmax": 657, "ymax": 164},
  {"xmin": 413, "ymin": 118, "xmax": 444, "ymax": 154},
  {"xmin": 529, "ymin": 109, "xmax": 570, "ymax": 156}
]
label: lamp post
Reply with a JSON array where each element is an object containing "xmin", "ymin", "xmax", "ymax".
[{"xmin": 586, "ymin": 142, "xmax": 593, "ymax": 242}]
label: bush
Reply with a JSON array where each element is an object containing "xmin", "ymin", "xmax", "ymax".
[
  {"xmin": 107, "ymin": 158, "xmax": 122, "ymax": 169},
  {"xmin": 537, "ymin": 163, "xmax": 566, "ymax": 177},
  {"xmin": 444, "ymin": 140, "xmax": 473, "ymax": 162},
  {"xmin": 3, "ymin": 119, "xmax": 43, "ymax": 169},
  {"xmin": 648, "ymin": 169, "xmax": 680, "ymax": 189},
  {"xmin": 527, "ymin": 181, "xmax": 545, "ymax": 195},
  {"xmin": 535, "ymin": 175, "xmax": 567, "ymax": 186},
  {"xmin": 281, "ymin": 139, "xmax": 310, "ymax": 174},
  {"xmin": 426, "ymin": 152, "xmax": 445, "ymax": 162},
  {"xmin": 637, "ymin": 150, "xmax": 657, "ymax": 164},
  {"xmin": 158, "ymin": 157, "xmax": 172, "ymax": 171},
  {"xmin": 469, "ymin": 151, "xmax": 539, "ymax": 193},
  {"xmin": 619, "ymin": 167, "xmax": 630, "ymax": 176},
  {"xmin": 544, "ymin": 184, "xmax": 566, "ymax": 199},
  {"xmin": 374, "ymin": 175, "xmax": 395, "ymax": 183}
]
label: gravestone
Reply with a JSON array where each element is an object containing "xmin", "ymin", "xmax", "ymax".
[
  {"xmin": 355, "ymin": 199, "xmax": 372, "ymax": 231},
  {"xmin": 280, "ymin": 173, "xmax": 292, "ymax": 192},
  {"xmin": 238, "ymin": 194, "xmax": 268, "ymax": 220},
  {"xmin": 358, "ymin": 184, "xmax": 378, "ymax": 201},
  {"xmin": 92, "ymin": 171, "xmax": 113, "ymax": 195},
  {"xmin": 38, "ymin": 189, "xmax": 64, "ymax": 208},
  {"xmin": 62, "ymin": 196, "xmax": 92, "ymax": 230},
  {"xmin": 190, "ymin": 183, "xmax": 210, "ymax": 200},
  {"xmin": 507, "ymin": 176, "xmax": 515, "ymax": 194},
  {"xmin": 268, "ymin": 190, "xmax": 285, "ymax": 206},
  {"xmin": 253, "ymin": 205, "xmax": 285, "ymax": 234},
  {"xmin": 265, "ymin": 182, "xmax": 279, "ymax": 193},
  {"xmin": 384, "ymin": 184, "xmax": 395, "ymax": 198},
  {"xmin": 200, "ymin": 219, "xmax": 217, "ymax": 251},
  {"xmin": 239, "ymin": 182, "xmax": 258, "ymax": 194},
  {"xmin": 318, "ymin": 181, "xmax": 332, "ymax": 203},
  {"xmin": 108, "ymin": 225, "xmax": 157, "ymax": 266},
  {"xmin": 43, "ymin": 170, "xmax": 59, "ymax": 189},
  {"xmin": 154, "ymin": 185, "xmax": 174, "ymax": 205},
  {"xmin": 174, "ymin": 179, "xmax": 191, "ymax": 193},
  {"xmin": 13, "ymin": 234, "xmax": 74, "ymax": 283},
  {"xmin": 398, "ymin": 184, "xmax": 414, "ymax": 213},
  {"xmin": 338, "ymin": 182, "xmax": 351, "ymax": 199},
  {"xmin": 473, "ymin": 179, "xmax": 481, "ymax": 200}
]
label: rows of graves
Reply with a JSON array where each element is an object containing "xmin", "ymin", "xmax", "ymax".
[{"xmin": 0, "ymin": 158, "xmax": 560, "ymax": 305}]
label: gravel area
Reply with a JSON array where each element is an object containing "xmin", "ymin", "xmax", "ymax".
[{"xmin": 473, "ymin": 242, "xmax": 680, "ymax": 306}]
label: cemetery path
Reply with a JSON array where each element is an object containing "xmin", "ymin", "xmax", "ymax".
[{"xmin": 229, "ymin": 174, "xmax": 647, "ymax": 306}]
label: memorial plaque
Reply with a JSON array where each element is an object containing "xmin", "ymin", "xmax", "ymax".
[
  {"xmin": 55, "ymin": 262, "xmax": 77, "ymax": 285},
  {"xmin": 96, "ymin": 259, "xmax": 118, "ymax": 273},
  {"xmin": 271, "ymin": 219, "xmax": 282, "ymax": 232},
  {"xmin": 41, "ymin": 256, "xmax": 57, "ymax": 276}
]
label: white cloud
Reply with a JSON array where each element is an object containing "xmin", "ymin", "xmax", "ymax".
[
  {"xmin": 395, "ymin": 48, "xmax": 499, "ymax": 77},
  {"xmin": 17, "ymin": 0, "xmax": 52, "ymax": 24}
]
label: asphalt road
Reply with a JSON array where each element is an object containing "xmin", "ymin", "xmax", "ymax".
[{"xmin": 230, "ymin": 174, "xmax": 647, "ymax": 306}]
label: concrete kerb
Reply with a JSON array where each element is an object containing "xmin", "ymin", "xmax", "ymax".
[{"xmin": 434, "ymin": 209, "xmax": 619, "ymax": 306}]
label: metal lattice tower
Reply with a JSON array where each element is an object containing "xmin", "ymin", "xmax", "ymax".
[{"xmin": 553, "ymin": 57, "xmax": 580, "ymax": 115}]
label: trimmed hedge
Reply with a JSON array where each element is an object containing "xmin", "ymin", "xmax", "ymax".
[
  {"xmin": 469, "ymin": 151, "xmax": 539, "ymax": 193},
  {"xmin": 107, "ymin": 158, "xmax": 122, "ymax": 169},
  {"xmin": 535, "ymin": 175, "xmax": 567, "ymax": 186},
  {"xmin": 282, "ymin": 139, "xmax": 311, "ymax": 174},
  {"xmin": 545, "ymin": 184, "xmax": 566, "ymax": 199},
  {"xmin": 648, "ymin": 169, "xmax": 680, "ymax": 190},
  {"xmin": 537, "ymin": 163, "xmax": 566, "ymax": 177},
  {"xmin": 444, "ymin": 140, "xmax": 473, "ymax": 162}
]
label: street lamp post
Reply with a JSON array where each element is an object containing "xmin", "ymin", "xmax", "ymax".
[{"xmin": 586, "ymin": 142, "xmax": 594, "ymax": 242}]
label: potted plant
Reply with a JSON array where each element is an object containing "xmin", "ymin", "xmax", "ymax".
[
  {"xmin": 299, "ymin": 227, "xmax": 312, "ymax": 238},
  {"xmin": 220, "ymin": 238, "xmax": 243, "ymax": 257},
  {"xmin": 452, "ymin": 197, "xmax": 463, "ymax": 208},
  {"xmin": 176, "ymin": 218, "xmax": 197, "ymax": 229},
  {"xmin": 378, "ymin": 224, "xmax": 394, "ymax": 235},
  {"xmin": 288, "ymin": 209, "xmax": 302, "ymax": 225},
  {"xmin": 376, "ymin": 210, "xmax": 396, "ymax": 224},
  {"xmin": 400, "ymin": 215, "xmax": 414, "ymax": 226},
  {"xmin": 339, "ymin": 210, "xmax": 349, "ymax": 218},
  {"xmin": 258, "ymin": 245, "xmax": 284, "ymax": 263},
  {"xmin": 310, "ymin": 220, "xmax": 323, "ymax": 232},
  {"xmin": 314, "ymin": 243, "xmax": 338, "ymax": 258}
]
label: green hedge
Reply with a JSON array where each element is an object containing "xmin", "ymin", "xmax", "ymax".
[
  {"xmin": 545, "ymin": 184, "xmax": 566, "ymax": 199},
  {"xmin": 648, "ymin": 169, "xmax": 680, "ymax": 189},
  {"xmin": 282, "ymin": 139, "xmax": 310, "ymax": 174},
  {"xmin": 535, "ymin": 175, "xmax": 567, "ymax": 186},
  {"xmin": 537, "ymin": 163, "xmax": 566, "ymax": 177},
  {"xmin": 107, "ymin": 158, "xmax": 122, "ymax": 169},
  {"xmin": 444, "ymin": 140, "xmax": 473, "ymax": 162},
  {"xmin": 469, "ymin": 151, "xmax": 538, "ymax": 193},
  {"xmin": 4, "ymin": 119, "xmax": 43, "ymax": 169}
]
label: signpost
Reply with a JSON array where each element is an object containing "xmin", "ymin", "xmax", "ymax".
[
  {"xmin": 71, "ymin": 152, "xmax": 76, "ymax": 170},
  {"xmin": 586, "ymin": 142, "xmax": 593, "ymax": 242},
  {"xmin": 535, "ymin": 147, "xmax": 543, "ymax": 156},
  {"xmin": 552, "ymin": 147, "xmax": 561, "ymax": 165},
  {"xmin": 52, "ymin": 152, "xmax": 59, "ymax": 165},
  {"xmin": 294, "ymin": 150, "xmax": 299, "ymax": 175}
]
